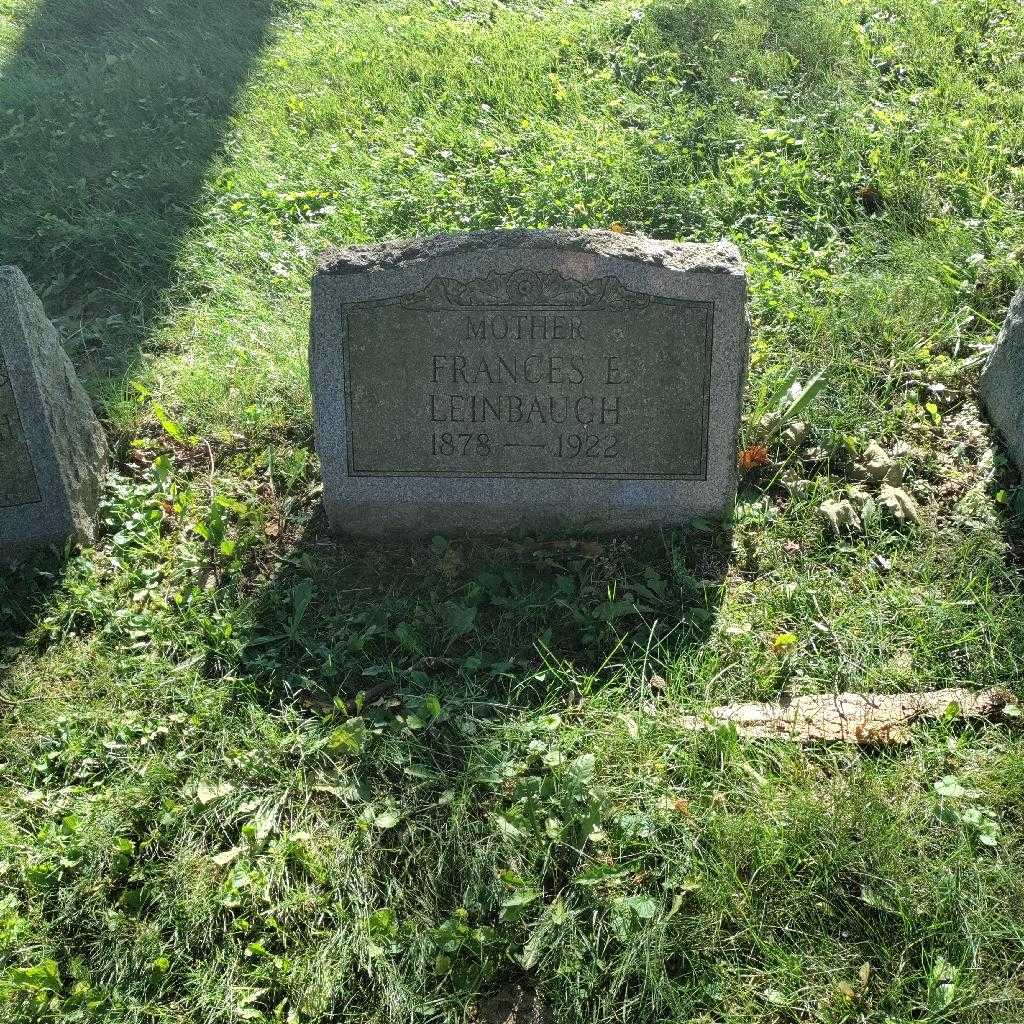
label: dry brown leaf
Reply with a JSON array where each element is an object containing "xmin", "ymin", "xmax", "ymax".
[
  {"xmin": 820, "ymin": 498, "xmax": 862, "ymax": 536},
  {"xmin": 878, "ymin": 484, "xmax": 920, "ymax": 525},
  {"xmin": 858, "ymin": 962, "xmax": 872, "ymax": 991},
  {"xmin": 197, "ymin": 781, "xmax": 234, "ymax": 805},
  {"xmin": 854, "ymin": 440, "xmax": 893, "ymax": 481}
]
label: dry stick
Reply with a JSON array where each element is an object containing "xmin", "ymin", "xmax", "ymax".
[{"xmin": 677, "ymin": 687, "xmax": 1015, "ymax": 745}]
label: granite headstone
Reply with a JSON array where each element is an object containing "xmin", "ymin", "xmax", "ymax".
[
  {"xmin": 310, "ymin": 229, "xmax": 747, "ymax": 534},
  {"xmin": 981, "ymin": 287, "xmax": 1024, "ymax": 471},
  {"xmin": 0, "ymin": 266, "xmax": 107, "ymax": 559}
]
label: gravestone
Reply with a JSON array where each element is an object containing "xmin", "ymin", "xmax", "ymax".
[
  {"xmin": 1, "ymin": 266, "xmax": 107, "ymax": 560},
  {"xmin": 981, "ymin": 288, "xmax": 1024, "ymax": 471},
  {"xmin": 310, "ymin": 229, "xmax": 747, "ymax": 534}
]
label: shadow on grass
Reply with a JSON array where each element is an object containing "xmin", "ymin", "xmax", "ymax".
[
  {"xmin": 0, "ymin": 548, "xmax": 65, "ymax": 684},
  {"xmin": 0, "ymin": 0, "xmax": 281, "ymax": 387},
  {"xmin": 0, "ymin": 0, "xmax": 280, "ymax": 647},
  {"xmin": 234, "ymin": 518, "xmax": 731, "ymax": 719},
  {"xmin": 984, "ymin": 430, "xmax": 1024, "ymax": 570},
  {"xmin": 217, "ymin": 518, "xmax": 731, "ymax": 1010}
]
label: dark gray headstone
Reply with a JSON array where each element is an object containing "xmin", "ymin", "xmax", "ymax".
[
  {"xmin": 310, "ymin": 229, "xmax": 747, "ymax": 534},
  {"xmin": 1, "ymin": 267, "xmax": 107, "ymax": 559},
  {"xmin": 981, "ymin": 288, "xmax": 1024, "ymax": 471}
]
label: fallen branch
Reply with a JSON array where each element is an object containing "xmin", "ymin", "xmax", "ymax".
[{"xmin": 677, "ymin": 687, "xmax": 1015, "ymax": 745}]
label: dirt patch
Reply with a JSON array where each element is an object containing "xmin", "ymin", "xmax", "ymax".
[{"xmin": 473, "ymin": 985, "xmax": 549, "ymax": 1024}]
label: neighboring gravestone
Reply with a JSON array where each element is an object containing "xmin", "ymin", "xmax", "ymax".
[
  {"xmin": 981, "ymin": 288, "xmax": 1024, "ymax": 471},
  {"xmin": 310, "ymin": 229, "xmax": 747, "ymax": 534},
  {"xmin": 1, "ymin": 266, "xmax": 107, "ymax": 559}
]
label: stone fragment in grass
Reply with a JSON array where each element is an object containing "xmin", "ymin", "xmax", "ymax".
[
  {"xmin": 981, "ymin": 288, "xmax": 1024, "ymax": 471},
  {"xmin": 0, "ymin": 266, "xmax": 107, "ymax": 561},
  {"xmin": 819, "ymin": 497, "xmax": 861, "ymax": 535},
  {"xmin": 677, "ymin": 687, "xmax": 1013, "ymax": 744}
]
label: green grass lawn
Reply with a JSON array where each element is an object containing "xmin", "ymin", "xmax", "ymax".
[{"xmin": 3, "ymin": 0, "xmax": 1024, "ymax": 1020}]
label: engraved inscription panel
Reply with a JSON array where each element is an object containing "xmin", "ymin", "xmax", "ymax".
[
  {"xmin": 0, "ymin": 350, "xmax": 42, "ymax": 508},
  {"xmin": 342, "ymin": 271, "xmax": 712, "ymax": 480}
]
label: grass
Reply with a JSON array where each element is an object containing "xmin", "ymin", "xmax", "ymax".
[{"xmin": 2, "ymin": 0, "xmax": 1024, "ymax": 1020}]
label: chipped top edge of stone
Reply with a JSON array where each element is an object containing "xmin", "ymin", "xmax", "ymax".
[{"xmin": 316, "ymin": 229, "xmax": 743, "ymax": 278}]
